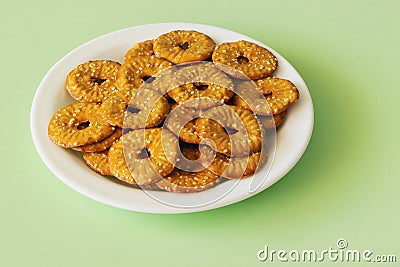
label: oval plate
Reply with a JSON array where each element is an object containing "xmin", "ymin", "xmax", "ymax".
[{"xmin": 30, "ymin": 23, "xmax": 314, "ymax": 213}]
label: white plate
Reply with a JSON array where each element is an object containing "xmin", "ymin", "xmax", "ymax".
[{"xmin": 30, "ymin": 23, "xmax": 314, "ymax": 213}]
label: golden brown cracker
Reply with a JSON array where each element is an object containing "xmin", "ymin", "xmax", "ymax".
[
  {"xmin": 154, "ymin": 30, "xmax": 215, "ymax": 64},
  {"xmin": 66, "ymin": 60, "xmax": 120, "ymax": 103},
  {"xmin": 83, "ymin": 151, "xmax": 113, "ymax": 176},
  {"xmin": 73, "ymin": 128, "xmax": 122, "ymax": 152},
  {"xmin": 196, "ymin": 105, "xmax": 262, "ymax": 157},
  {"xmin": 212, "ymin": 40, "xmax": 278, "ymax": 80},
  {"xmin": 48, "ymin": 102, "xmax": 114, "ymax": 148}
]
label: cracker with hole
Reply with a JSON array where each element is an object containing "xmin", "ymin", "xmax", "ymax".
[
  {"xmin": 196, "ymin": 105, "xmax": 262, "ymax": 157},
  {"xmin": 124, "ymin": 88, "xmax": 170, "ymax": 130},
  {"xmin": 116, "ymin": 55, "xmax": 172, "ymax": 91},
  {"xmin": 122, "ymin": 128, "xmax": 179, "ymax": 185},
  {"xmin": 66, "ymin": 60, "xmax": 120, "ymax": 103},
  {"xmin": 48, "ymin": 102, "xmax": 114, "ymax": 148},
  {"xmin": 254, "ymin": 77, "xmax": 299, "ymax": 114},
  {"xmin": 166, "ymin": 62, "xmax": 234, "ymax": 109},
  {"xmin": 199, "ymin": 145, "xmax": 267, "ymax": 179},
  {"xmin": 212, "ymin": 40, "xmax": 278, "ymax": 80},
  {"xmin": 154, "ymin": 30, "xmax": 215, "ymax": 64}
]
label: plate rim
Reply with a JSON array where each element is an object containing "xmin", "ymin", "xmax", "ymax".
[{"xmin": 30, "ymin": 22, "xmax": 314, "ymax": 214}]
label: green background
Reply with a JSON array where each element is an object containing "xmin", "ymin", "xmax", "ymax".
[{"xmin": 1, "ymin": 0, "xmax": 399, "ymax": 266}]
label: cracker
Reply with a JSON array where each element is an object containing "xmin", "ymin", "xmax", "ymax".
[
  {"xmin": 124, "ymin": 88, "xmax": 170, "ymax": 129},
  {"xmin": 116, "ymin": 55, "xmax": 172, "ymax": 91},
  {"xmin": 257, "ymin": 111, "xmax": 287, "ymax": 129},
  {"xmin": 48, "ymin": 102, "xmax": 114, "ymax": 148},
  {"xmin": 73, "ymin": 127, "xmax": 122, "ymax": 152},
  {"xmin": 83, "ymin": 151, "xmax": 113, "ymax": 176},
  {"xmin": 166, "ymin": 62, "xmax": 234, "ymax": 109},
  {"xmin": 212, "ymin": 40, "xmax": 278, "ymax": 80},
  {"xmin": 196, "ymin": 105, "xmax": 262, "ymax": 157},
  {"xmin": 66, "ymin": 60, "xmax": 120, "ymax": 103},
  {"xmin": 108, "ymin": 137, "xmax": 136, "ymax": 184},
  {"xmin": 164, "ymin": 104, "xmax": 201, "ymax": 144},
  {"xmin": 122, "ymin": 128, "xmax": 179, "ymax": 185},
  {"xmin": 154, "ymin": 30, "xmax": 215, "ymax": 64},
  {"xmin": 255, "ymin": 77, "xmax": 299, "ymax": 114}
]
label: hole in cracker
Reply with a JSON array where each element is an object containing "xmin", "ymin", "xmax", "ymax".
[
  {"xmin": 142, "ymin": 76, "xmax": 156, "ymax": 83},
  {"xmin": 138, "ymin": 147, "xmax": 150, "ymax": 159},
  {"xmin": 77, "ymin": 121, "xmax": 90, "ymax": 130},
  {"xmin": 237, "ymin": 55, "xmax": 249, "ymax": 64},
  {"xmin": 194, "ymin": 83, "xmax": 209, "ymax": 91},
  {"xmin": 122, "ymin": 128, "xmax": 133, "ymax": 135},
  {"xmin": 224, "ymin": 127, "xmax": 239, "ymax": 135},
  {"xmin": 127, "ymin": 106, "xmax": 140, "ymax": 114},
  {"xmin": 179, "ymin": 42, "xmax": 189, "ymax": 50},
  {"xmin": 91, "ymin": 77, "xmax": 107, "ymax": 84},
  {"xmin": 264, "ymin": 92, "xmax": 272, "ymax": 100}
]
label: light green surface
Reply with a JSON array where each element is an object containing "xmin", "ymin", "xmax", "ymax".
[{"xmin": 1, "ymin": 0, "xmax": 399, "ymax": 266}]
